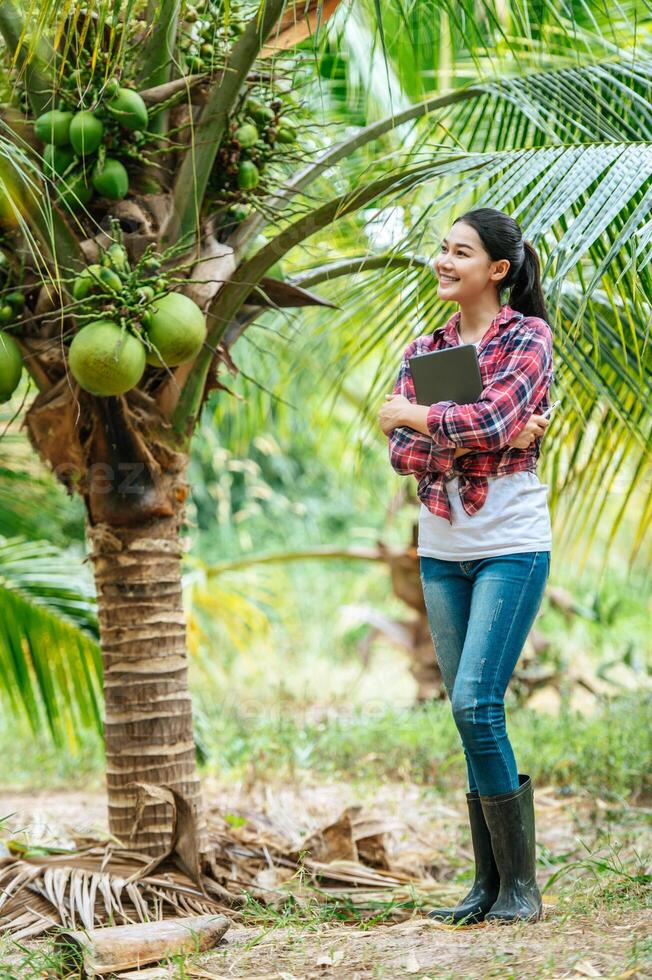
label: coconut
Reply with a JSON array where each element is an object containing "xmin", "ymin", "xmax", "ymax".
[
  {"xmin": 104, "ymin": 244, "xmax": 129, "ymax": 273},
  {"xmin": 34, "ymin": 110, "xmax": 73, "ymax": 146},
  {"xmin": 68, "ymin": 320, "xmax": 146, "ymax": 396},
  {"xmin": 57, "ymin": 172, "xmax": 93, "ymax": 210},
  {"xmin": 234, "ymin": 123, "xmax": 258, "ymax": 148},
  {"xmin": 69, "ymin": 112, "xmax": 104, "ymax": 156},
  {"xmin": 108, "ymin": 88, "xmax": 149, "ymax": 131},
  {"xmin": 144, "ymin": 292, "xmax": 206, "ymax": 367},
  {"xmin": 237, "ymin": 160, "xmax": 259, "ymax": 190},
  {"xmin": 43, "ymin": 144, "xmax": 76, "ymax": 178},
  {"xmin": 92, "ymin": 158, "xmax": 129, "ymax": 200},
  {"xmin": 0, "ymin": 331, "xmax": 23, "ymax": 402},
  {"xmin": 72, "ymin": 264, "xmax": 104, "ymax": 300}
]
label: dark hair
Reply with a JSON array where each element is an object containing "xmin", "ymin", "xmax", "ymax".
[{"xmin": 452, "ymin": 207, "xmax": 548, "ymax": 321}]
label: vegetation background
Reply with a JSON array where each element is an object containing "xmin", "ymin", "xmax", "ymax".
[{"xmin": 0, "ymin": 0, "xmax": 650, "ymax": 976}]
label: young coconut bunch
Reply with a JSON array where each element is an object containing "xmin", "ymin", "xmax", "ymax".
[
  {"xmin": 178, "ymin": 0, "xmax": 247, "ymax": 75},
  {"xmin": 0, "ymin": 243, "xmax": 26, "ymax": 402},
  {"xmin": 207, "ymin": 62, "xmax": 306, "ymax": 237},
  {"xmin": 67, "ymin": 240, "xmax": 207, "ymax": 396},
  {"xmin": 34, "ymin": 80, "xmax": 150, "ymax": 210},
  {"xmin": 0, "ymin": 328, "xmax": 23, "ymax": 402}
]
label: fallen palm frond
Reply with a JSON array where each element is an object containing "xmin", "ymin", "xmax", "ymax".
[
  {"xmin": 0, "ymin": 793, "xmax": 433, "ymax": 940},
  {"xmin": 0, "ymin": 844, "xmax": 230, "ymax": 941}
]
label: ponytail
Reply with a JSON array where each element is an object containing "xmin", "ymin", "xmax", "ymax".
[{"xmin": 507, "ymin": 240, "xmax": 548, "ymax": 321}]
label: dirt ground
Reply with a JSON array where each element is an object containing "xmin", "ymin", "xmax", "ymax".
[{"xmin": 1, "ymin": 778, "xmax": 650, "ymax": 979}]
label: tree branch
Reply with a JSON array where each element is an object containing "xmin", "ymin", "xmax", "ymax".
[
  {"xmin": 227, "ymin": 85, "xmax": 485, "ymax": 254},
  {"xmin": 137, "ymin": 0, "xmax": 182, "ymax": 135}
]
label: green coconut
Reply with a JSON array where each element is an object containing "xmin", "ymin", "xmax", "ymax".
[
  {"xmin": 249, "ymin": 104, "xmax": 274, "ymax": 126},
  {"xmin": 237, "ymin": 160, "xmax": 259, "ymax": 190},
  {"xmin": 144, "ymin": 292, "xmax": 206, "ymax": 367},
  {"xmin": 34, "ymin": 110, "xmax": 73, "ymax": 146},
  {"xmin": 43, "ymin": 144, "xmax": 76, "ymax": 179},
  {"xmin": 107, "ymin": 88, "xmax": 149, "ymax": 131},
  {"xmin": 5, "ymin": 291, "xmax": 25, "ymax": 309},
  {"xmin": 104, "ymin": 77, "xmax": 120, "ymax": 99},
  {"xmin": 276, "ymin": 121, "xmax": 296, "ymax": 144},
  {"xmin": 72, "ymin": 264, "xmax": 104, "ymax": 300},
  {"xmin": 92, "ymin": 158, "xmax": 129, "ymax": 200},
  {"xmin": 68, "ymin": 320, "xmax": 146, "ymax": 396},
  {"xmin": 69, "ymin": 112, "xmax": 104, "ymax": 156},
  {"xmin": 0, "ymin": 331, "xmax": 23, "ymax": 402},
  {"xmin": 98, "ymin": 267, "xmax": 123, "ymax": 292},
  {"xmin": 57, "ymin": 172, "xmax": 93, "ymax": 211},
  {"xmin": 103, "ymin": 243, "xmax": 129, "ymax": 273},
  {"xmin": 228, "ymin": 203, "xmax": 250, "ymax": 222},
  {"xmin": 234, "ymin": 122, "xmax": 258, "ymax": 148}
]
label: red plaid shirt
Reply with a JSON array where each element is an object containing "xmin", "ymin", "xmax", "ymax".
[{"xmin": 387, "ymin": 303, "xmax": 554, "ymax": 523}]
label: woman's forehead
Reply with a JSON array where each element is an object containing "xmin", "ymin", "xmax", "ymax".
[{"xmin": 443, "ymin": 223, "xmax": 481, "ymax": 249}]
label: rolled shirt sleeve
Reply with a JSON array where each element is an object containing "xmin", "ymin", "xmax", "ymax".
[
  {"xmin": 426, "ymin": 319, "xmax": 553, "ymax": 452},
  {"xmin": 388, "ymin": 343, "xmax": 456, "ymax": 476}
]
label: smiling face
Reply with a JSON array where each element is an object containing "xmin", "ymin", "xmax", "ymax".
[{"xmin": 435, "ymin": 222, "xmax": 511, "ymax": 303}]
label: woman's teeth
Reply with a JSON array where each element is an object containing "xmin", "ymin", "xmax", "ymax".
[{"xmin": 440, "ymin": 275, "xmax": 459, "ymax": 282}]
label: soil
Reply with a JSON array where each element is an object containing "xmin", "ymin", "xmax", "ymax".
[{"xmin": 1, "ymin": 778, "xmax": 650, "ymax": 979}]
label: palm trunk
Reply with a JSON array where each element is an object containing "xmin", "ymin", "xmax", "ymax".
[{"xmin": 86, "ymin": 513, "xmax": 207, "ymax": 856}]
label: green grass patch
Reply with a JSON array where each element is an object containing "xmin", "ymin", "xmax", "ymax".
[
  {"xmin": 196, "ymin": 691, "xmax": 651, "ymax": 800},
  {"xmin": 0, "ymin": 692, "xmax": 649, "ymax": 803}
]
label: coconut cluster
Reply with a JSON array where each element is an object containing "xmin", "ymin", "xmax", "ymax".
[
  {"xmin": 179, "ymin": 0, "xmax": 247, "ymax": 74},
  {"xmin": 211, "ymin": 95, "xmax": 297, "ymax": 218},
  {"xmin": 34, "ymin": 83, "xmax": 149, "ymax": 210},
  {"xmin": 0, "ymin": 247, "xmax": 25, "ymax": 403},
  {"xmin": 68, "ymin": 244, "xmax": 207, "ymax": 397},
  {"xmin": 0, "ymin": 331, "xmax": 22, "ymax": 403}
]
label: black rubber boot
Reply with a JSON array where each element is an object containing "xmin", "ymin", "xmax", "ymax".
[
  {"xmin": 427, "ymin": 790, "xmax": 500, "ymax": 924},
  {"xmin": 480, "ymin": 773, "xmax": 543, "ymax": 923}
]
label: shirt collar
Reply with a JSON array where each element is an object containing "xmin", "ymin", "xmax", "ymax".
[{"xmin": 436, "ymin": 303, "xmax": 523, "ymax": 347}]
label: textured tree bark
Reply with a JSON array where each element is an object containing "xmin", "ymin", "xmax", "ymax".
[{"xmin": 86, "ymin": 513, "xmax": 207, "ymax": 857}]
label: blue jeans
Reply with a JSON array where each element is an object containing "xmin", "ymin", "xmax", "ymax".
[{"xmin": 419, "ymin": 551, "xmax": 550, "ymax": 797}]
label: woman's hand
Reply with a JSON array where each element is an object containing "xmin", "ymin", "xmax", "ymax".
[
  {"xmin": 507, "ymin": 413, "xmax": 550, "ymax": 449},
  {"xmin": 379, "ymin": 394, "xmax": 412, "ymax": 435}
]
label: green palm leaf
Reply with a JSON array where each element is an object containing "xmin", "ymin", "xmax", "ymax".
[{"xmin": 0, "ymin": 536, "xmax": 102, "ymax": 748}]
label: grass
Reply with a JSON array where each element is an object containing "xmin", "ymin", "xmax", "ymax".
[
  {"xmin": 194, "ymin": 690, "xmax": 652, "ymax": 801},
  {"xmin": 0, "ymin": 691, "xmax": 649, "ymax": 802}
]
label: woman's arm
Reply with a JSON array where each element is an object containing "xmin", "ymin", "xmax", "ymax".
[
  {"xmin": 386, "ymin": 342, "xmax": 456, "ymax": 476},
  {"xmin": 419, "ymin": 320, "xmax": 553, "ymax": 451}
]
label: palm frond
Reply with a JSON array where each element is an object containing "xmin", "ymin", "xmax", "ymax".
[
  {"xmin": 240, "ymin": 55, "xmax": 652, "ymax": 249},
  {"xmin": 0, "ymin": 845, "xmax": 227, "ymax": 941},
  {"xmin": 0, "ymin": 536, "xmax": 101, "ymax": 748},
  {"xmin": 0, "ymin": 1, "xmax": 55, "ymax": 115},
  {"xmin": 0, "ymin": 398, "xmax": 86, "ymax": 545}
]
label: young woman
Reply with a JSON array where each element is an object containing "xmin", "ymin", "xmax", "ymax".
[{"xmin": 379, "ymin": 207, "xmax": 555, "ymax": 925}]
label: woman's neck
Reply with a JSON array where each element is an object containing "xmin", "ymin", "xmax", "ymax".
[{"xmin": 457, "ymin": 297, "xmax": 503, "ymax": 343}]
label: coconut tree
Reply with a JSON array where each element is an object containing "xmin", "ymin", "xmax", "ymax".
[{"xmin": 0, "ymin": 0, "xmax": 650, "ymax": 888}]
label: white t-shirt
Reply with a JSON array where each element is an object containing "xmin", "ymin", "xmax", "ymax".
[
  {"xmin": 417, "ymin": 342, "xmax": 552, "ymax": 561},
  {"xmin": 417, "ymin": 470, "xmax": 552, "ymax": 561}
]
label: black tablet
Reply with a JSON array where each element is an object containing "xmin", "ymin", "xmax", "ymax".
[{"xmin": 408, "ymin": 344, "xmax": 483, "ymax": 406}]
